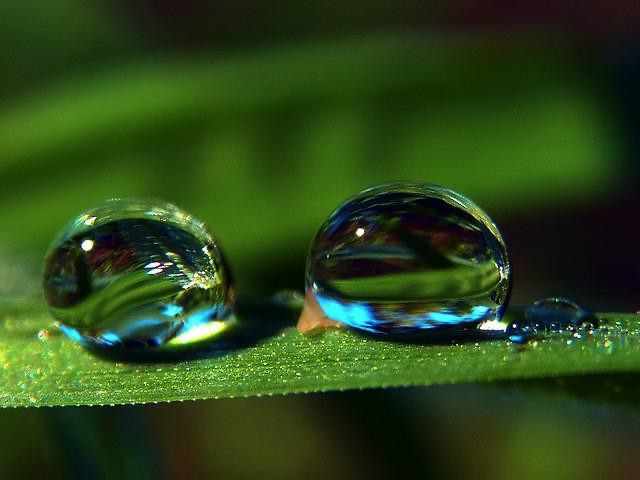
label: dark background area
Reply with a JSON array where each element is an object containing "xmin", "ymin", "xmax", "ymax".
[{"xmin": 1, "ymin": 1, "xmax": 639, "ymax": 478}]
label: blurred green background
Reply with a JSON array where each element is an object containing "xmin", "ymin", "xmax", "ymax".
[{"xmin": 1, "ymin": 1, "xmax": 640, "ymax": 478}]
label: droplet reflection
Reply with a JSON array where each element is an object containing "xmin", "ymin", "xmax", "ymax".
[
  {"xmin": 303, "ymin": 183, "xmax": 511, "ymax": 336},
  {"xmin": 43, "ymin": 199, "xmax": 234, "ymax": 350}
]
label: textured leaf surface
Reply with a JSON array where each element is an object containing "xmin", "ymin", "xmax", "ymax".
[{"xmin": 1, "ymin": 299, "xmax": 639, "ymax": 407}]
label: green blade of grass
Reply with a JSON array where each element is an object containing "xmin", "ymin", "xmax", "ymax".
[{"xmin": 1, "ymin": 299, "xmax": 639, "ymax": 407}]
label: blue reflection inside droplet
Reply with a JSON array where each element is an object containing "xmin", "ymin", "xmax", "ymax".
[
  {"xmin": 425, "ymin": 306, "xmax": 490, "ymax": 325},
  {"xmin": 180, "ymin": 305, "xmax": 221, "ymax": 330},
  {"xmin": 162, "ymin": 304, "xmax": 183, "ymax": 317},
  {"xmin": 59, "ymin": 303, "xmax": 226, "ymax": 348},
  {"xmin": 316, "ymin": 293, "xmax": 493, "ymax": 334},
  {"xmin": 59, "ymin": 324, "xmax": 91, "ymax": 346},
  {"xmin": 99, "ymin": 331, "xmax": 122, "ymax": 346},
  {"xmin": 316, "ymin": 295, "xmax": 379, "ymax": 333}
]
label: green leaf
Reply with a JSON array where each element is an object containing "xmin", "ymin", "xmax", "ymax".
[{"xmin": 1, "ymin": 298, "xmax": 639, "ymax": 408}]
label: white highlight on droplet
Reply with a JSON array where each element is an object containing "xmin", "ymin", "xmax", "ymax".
[
  {"xmin": 477, "ymin": 319, "xmax": 507, "ymax": 332},
  {"xmin": 80, "ymin": 239, "xmax": 94, "ymax": 252}
]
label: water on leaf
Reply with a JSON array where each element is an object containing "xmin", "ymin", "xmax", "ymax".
[
  {"xmin": 42, "ymin": 199, "xmax": 234, "ymax": 350},
  {"xmin": 305, "ymin": 182, "xmax": 511, "ymax": 335},
  {"xmin": 506, "ymin": 296, "xmax": 596, "ymax": 344}
]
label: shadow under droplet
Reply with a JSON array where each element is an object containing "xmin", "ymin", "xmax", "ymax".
[{"xmin": 347, "ymin": 324, "xmax": 505, "ymax": 346}]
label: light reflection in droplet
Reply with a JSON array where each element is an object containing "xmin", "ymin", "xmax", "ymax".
[
  {"xmin": 305, "ymin": 182, "xmax": 511, "ymax": 335},
  {"xmin": 43, "ymin": 198, "xmax": 234, "ymax": 350}
]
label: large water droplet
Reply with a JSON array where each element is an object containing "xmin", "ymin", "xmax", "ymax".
[
  {"xmin": 43, "ymin": 199, "xmax": 234, "ymax": 349},
  {"xmin": 304, "ymin": 183, "xmax": 511, "ymax": 335}
]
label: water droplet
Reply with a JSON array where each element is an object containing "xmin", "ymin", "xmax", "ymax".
[
  {"xmin": 36, "ymin": 329, "xmax": 50, "ymax": 341},
  {"xmin": 526, "ymin": 297, "xmax": 591, "ymax": 327},
  {"xmin": 43, "ymin": 198, "xmax": 234, "ymax": 350},
  {"xmin": 506, "ymin": 322, "xmax": 533, "ymax": 344},
  {"xmin": 506, "ymin": 296, "xmax": 594, "ymax": 344},
  {"xmin": 304, "ymin": 183, "xmax": 511, "ymax": 335}
]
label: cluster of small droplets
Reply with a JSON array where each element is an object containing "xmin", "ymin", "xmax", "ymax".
[
  {"xmin": 504, "ymin": 296, "xmax": 640, "ymax": 354},
  {"xmin": 506, "ymin": 297, "xmax": 596, "ymax": 344},
  {"xmin": 590, "ymin": 318, "xmax": 640, "ymax": 353}
]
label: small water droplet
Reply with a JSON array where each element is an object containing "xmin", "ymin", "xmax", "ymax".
[
  {"xmin": 506, "ymin": 296, "xmax": 594, "ymax": 344},
  {"xmin": 304, "ymin": 183, "xmax": 511, "ymax": 336},
  {"xmin": 37, "ymin": 329, "xmax": 50, "ymax": 341},
  {"xmin": 507, "ymin": 322, "xmax": 534, "ymax": 344},
  {"xmin": 42, "ymin": 198, "xmax": 234, "ymax": 350},
  {"xmin": 526, "ymin": 297, "xmax": 592, "ymax": 328}
]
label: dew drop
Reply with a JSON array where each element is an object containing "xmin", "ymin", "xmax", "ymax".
[
  {"xmin": 506, "ymin": 296, "xmax": 594, "ymax": 344},
  {"xmin": 36, "ymin": 329, "xmax": 50, "ymax": 341},
  {"xmin": 526, "ymin": 297, "xmax": 591, "ymax": 327},
  {"xmin": 304, "ymin": 182, "xmax": 511, "ymax": 335},
  {"xmin": 42, "ymin": 198, "xmax": 234, "ymax": 350}
]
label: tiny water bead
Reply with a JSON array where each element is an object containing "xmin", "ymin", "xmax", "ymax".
[
  {"xmin": 506, "ymin": 297, "xmax": 595, "ymax": 344},
  {"xmin": 526, "ymin": 297, "xmax": 593, "ymax": 327},
  {"xmin": 43, "ymin": 199, "xmax": 234, "ymax": 350},
  {"xmin": 304, "ymin": 183, "xmax": 511, "ymax": 335}
]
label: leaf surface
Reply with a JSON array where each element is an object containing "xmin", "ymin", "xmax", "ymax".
[{"xmin": 1, "ymin": 299, "xmax": 639, "ymax": 407}]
